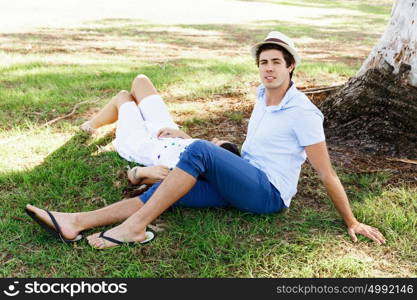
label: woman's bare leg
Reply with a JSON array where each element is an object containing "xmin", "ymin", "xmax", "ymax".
[
  {"xmin": 81, "ymin": 74, "xmax": 158, "ymax": 133},
  {"xmin": 26, "ymin": 196, "xmax": 144, "ymax": 240},
  {"xmin": 130, "ymin": 74, "xmax": 158, "ymax": 104},
  {"xmin": 84, "ymin": 90, "xmax": 134, "ymax": 131}
]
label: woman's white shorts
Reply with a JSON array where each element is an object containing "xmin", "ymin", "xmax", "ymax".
[{"xmin": 112, "ymin": 94, "xmax": 180, "ymax": 166}]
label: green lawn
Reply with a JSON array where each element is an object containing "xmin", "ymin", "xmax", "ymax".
[{"xmin": 1, "ymin": 0, "xmax": 416, "ymax": 277}]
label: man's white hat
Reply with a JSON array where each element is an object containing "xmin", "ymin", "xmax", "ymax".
[{"xmin": 251, "ymin": 31, "xmax": 301, "ymax": 66}]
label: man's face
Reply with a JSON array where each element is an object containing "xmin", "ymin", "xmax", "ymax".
[{"xmin": 258, "ymin": 49, "xmax": 294, "ymax": 90}]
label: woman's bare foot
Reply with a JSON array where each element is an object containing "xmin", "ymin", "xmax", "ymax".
[
  {"xmin": 80, "ymin": 121, "xmax": 97, "ymax": 135},
  {"xmin": 127, "ymin": 165, "xmax": 170, "ymax": 185},
  {"xmin": 25, "ymin": 204, "xmax": 83, "ymax": 240},
  {"xmin": 86, "ymin": 223, "xmax": 148, "ymax": 249}
]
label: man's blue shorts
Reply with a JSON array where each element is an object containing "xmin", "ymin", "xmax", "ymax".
[{"xmin": 139, "ymin": 140, "xmax": 286, "ymax": 214}]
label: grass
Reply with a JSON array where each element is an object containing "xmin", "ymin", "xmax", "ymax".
[
  {"xmin": 1, "ymin": 0, "xmax": 416, "ymax": 277},
  {"xmin": 0, "ymin": 56, "xmax": 256, "ymax": 129}
]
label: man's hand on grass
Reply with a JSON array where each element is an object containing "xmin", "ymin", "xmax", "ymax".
[{"xmin": 347, "ymin": 222, "xmax": 386, "ymax": 245}]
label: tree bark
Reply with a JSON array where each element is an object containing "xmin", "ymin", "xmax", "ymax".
[{"xmin": 319, "ymin": 0, "xmax": 417, "ymax": 158}]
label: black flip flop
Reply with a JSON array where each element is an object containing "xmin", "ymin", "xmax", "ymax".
[
  {"xmin": 92, "ymin": 230, "xmax": 155, "ymax": 250},
  {"xmin": 25, "ymin": 208, "xmax": 82, "ymax": 243}
]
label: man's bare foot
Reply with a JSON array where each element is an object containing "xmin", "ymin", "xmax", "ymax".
[
  {"xmin": 86, "ymin": 224, "xmax": 148, "ymax": 249},
  {"xmin": 80, "ymin": 121, "xmax": 97, "ymax": 135},
  {"xmin": 25, "ymin": 204, "xmax": 83, "ymax": 241},
  {"xmin": 127, "ymin": 165, "xmax": 170, "ymax": 185}
]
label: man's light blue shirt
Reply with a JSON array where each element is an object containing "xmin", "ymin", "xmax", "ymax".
[{"xmin": 241, "ymin": 83, "xmax": 325, "ymax": 207}]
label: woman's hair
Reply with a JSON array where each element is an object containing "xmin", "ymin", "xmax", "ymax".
[{"xmin": 220, "ymin": 142, "xmax": 240, "ymax": 157}]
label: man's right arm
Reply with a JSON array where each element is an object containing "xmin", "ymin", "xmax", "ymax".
[{"xmin": 305, "ymin": 141, "xmax": 386, "ymax": 245}]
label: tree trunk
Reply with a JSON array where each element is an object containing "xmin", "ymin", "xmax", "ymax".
[{"xmin": 319, "ymin": 0, "xmax": 417, "ymax": 158}]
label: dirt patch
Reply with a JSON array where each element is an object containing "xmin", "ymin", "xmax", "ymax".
[{"xmin": 328, "ymin": 145, "xmax": 417, "ymax": 187}]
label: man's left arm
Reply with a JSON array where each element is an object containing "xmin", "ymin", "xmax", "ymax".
[{"xmin": 305, "ymin": 141, "xmax": 386, "ymax": 245}]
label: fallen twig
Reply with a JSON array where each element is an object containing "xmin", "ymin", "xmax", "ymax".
[
  {"xmin": 386, "ymin": 158, "xmax": 417, "ymax": 165},
  {"xmin": 0, "ymin": 98, "xmax": 102, "ymax": 145},
  {"xmin": 41, "ymin": 98, "xmax": 101, "ymax": 127}
]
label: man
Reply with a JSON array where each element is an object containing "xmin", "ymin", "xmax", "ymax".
[{"xmin": 26, "ymin": 31, "xmax": 385, "ymax": 249}]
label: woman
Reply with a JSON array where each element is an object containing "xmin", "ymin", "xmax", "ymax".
[{"xmin": 81, "ymin": 75, "xmax": 239, "ymax": 185}]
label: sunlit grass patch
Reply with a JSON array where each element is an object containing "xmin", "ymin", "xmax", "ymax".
[
  {"xmin": 227, "ymin": 112, "xmax": 244, "ymax": 122},
  {"xmin": 0, "ymin": 127, "xmax": 74, "ymax": 173},
  {"xmin": 163, "ymin": 57, "xmax": 256, "ymax": 99},
  {"xmin": 295, "ymin": 61, "xmax": 359, "ymax": 85},
  {"xmin": 298, "ymin": 61, "xmax": 358, "ymax": 78},
  {"xmin": 183, "ymin": 117, "xmax": 207, "ymax": 127},
  {"xmin": 167, "ymin": 102, "xmax": 200, "ymax": 114}
]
